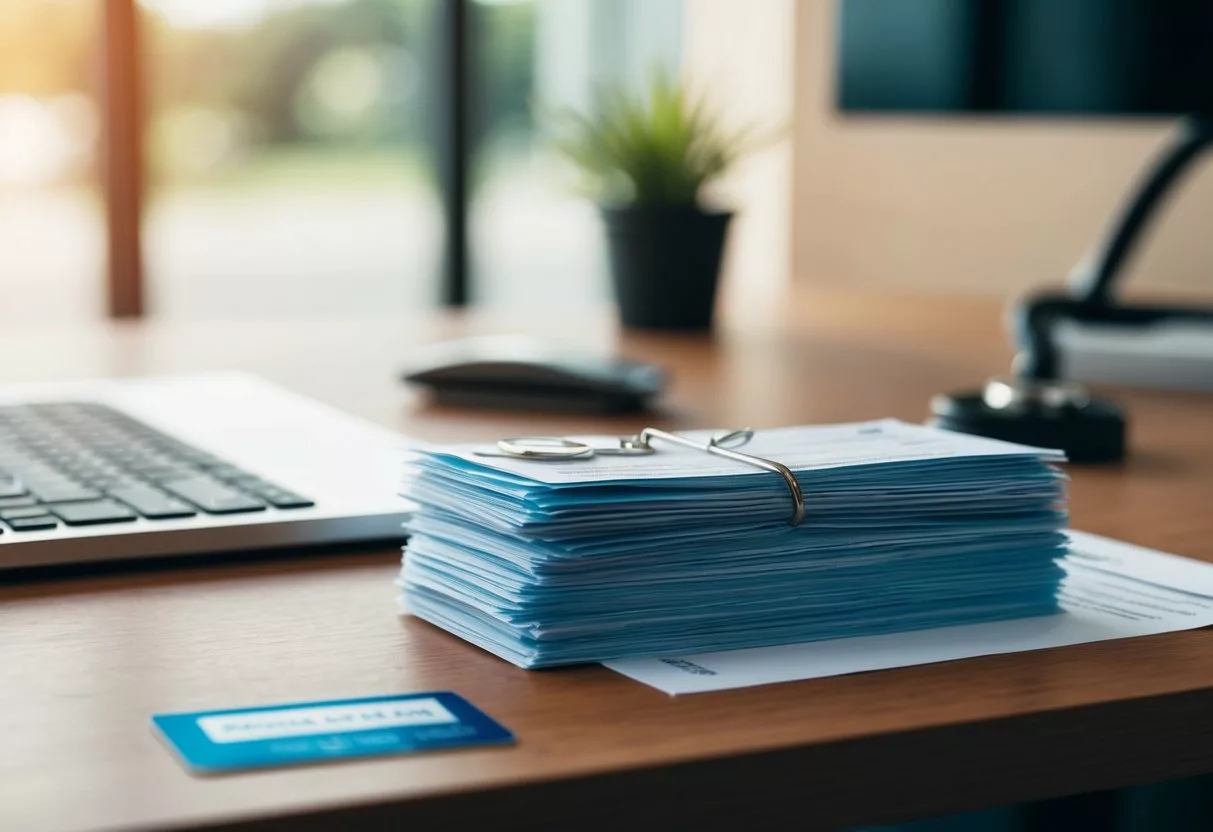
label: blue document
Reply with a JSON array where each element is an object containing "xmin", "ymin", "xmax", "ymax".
[
  {"xmin": 152, "ymin": 692, "xmax": 514, "ymax": 774},
  {"xmin": 399, "ymin": 420, "xmax": 1069, "ymax": 668}
]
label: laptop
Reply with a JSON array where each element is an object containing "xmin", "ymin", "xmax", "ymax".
[{"xmin": 0, "ymin": 372, "xmax": 411, "ymax": 572}]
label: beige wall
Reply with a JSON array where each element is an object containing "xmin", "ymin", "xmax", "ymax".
[
  {"xmin": 792, "ymin": 0, "xmax": 1213, "ymax": 297},
  {"xmin": 683, "ymin": 0, "xmax": 795, "ymax": 311}
]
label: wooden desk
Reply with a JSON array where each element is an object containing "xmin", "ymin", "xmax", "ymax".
[{"xmin": 4, "ymin": 289, "xmax": 1213, "ymax": 832}]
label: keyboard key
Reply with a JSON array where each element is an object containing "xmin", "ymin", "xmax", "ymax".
[
  {"xmin": 46, "ymin": 499, "xmax": 138, "ymax": 526},
  {"xmin": 174, "ymin": 451, "xmax": 226, "ymax": 467},
  {"xmin": 0, "ymin": 496, "xmax": 37, "ymax": 508},
  {"xmin": 162, "ymin": 477, "xmax": 266, "ymax": 514},
  {"xmin": 0, "ymin": 403, "xmax": 308, "ymax": 530},
  {"xmin": 0, "ymin": 475, "xmax": 27, "ymax": 498},
  {"xmin": 26, "ymin": 482, "xmax": 103, "ymax": 503},
  {"xmin": 143, "ymin": 467, "xmax": 200, "ymax": 484},
  {"xmin": 7, "ymin": 516, "xmax": 58, "ymax": 531},
  {"xmin": 204, "ymin": 464, "xmax": 251, "ymax": 480},
  {"xmin": 189, "ymin": 455, "xmax": 233, "ymax": 469},
  {"xmin": 85, "ymin": 475, "xmax": 141, "ymax": 490},
  {"xmin": 226, "ymin": 475, "xmax": 269, "ymax": 489},
  {"xmin": 6, "ymin": 464, "xmax": 59, "ymax": 480},
  {"xmin": 246, "ymin": 486, "xmax": 315, "ymax": 509},
  {"xmin": 0, "ymin": 507, "xmax": 51, "ymax": 520},
  {"xmin": 107, "ymin": 485, "xmax": 198, "ymax": 519}
]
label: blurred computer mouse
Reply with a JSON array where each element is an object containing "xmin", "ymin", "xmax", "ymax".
[{"xmin": 401, "ymin": 336, "xmax": 667, "ymax": 413}]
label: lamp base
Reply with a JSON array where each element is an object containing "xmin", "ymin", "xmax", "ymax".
[{"xmin": 929, "ymin": 380, "xmax": 1127, "ymax": 464}]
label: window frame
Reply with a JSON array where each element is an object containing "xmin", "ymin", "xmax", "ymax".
[{"xmin": 101, "ymin": 0, "xmax": 145, "ymax": 317}]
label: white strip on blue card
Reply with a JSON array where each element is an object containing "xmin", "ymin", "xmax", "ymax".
[{"xmin": 152, "ymin": 692, "xmax": 514, "ymax": 774}]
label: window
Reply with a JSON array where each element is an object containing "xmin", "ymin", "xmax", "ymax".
[
  {"xmin": 473, "ymin": 0, "xmax": 682, "ymax": 310},
  {"xmin": 0, "ymin": 0, "xmax": 104, "ymax": 323},
  {"xmin": 140, "ymin": 0, "xmax": 439, "ymax": 319},
  {"xmin": 0, "ymin": 0, "xmax": 683, "ymax": 322}
]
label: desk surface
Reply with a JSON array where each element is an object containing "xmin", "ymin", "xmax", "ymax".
[{"xmin": 4, "ymin": 290, "xmax": 1213, "ymax": 832}]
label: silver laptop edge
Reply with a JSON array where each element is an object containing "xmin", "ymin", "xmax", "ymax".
[{"xmin": 0, "ymin": 372, "xmax": 413, "ymax": 570}]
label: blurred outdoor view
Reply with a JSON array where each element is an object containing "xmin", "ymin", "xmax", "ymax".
[
  {"xmin": 0, "ymin": 0, "xmax": 680, "ymax": 323},
  {"xmin": 0, "ymin": 0, "xmax": 103, "ymax": 322}
]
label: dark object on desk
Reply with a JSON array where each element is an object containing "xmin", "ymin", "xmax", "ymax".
[
  {"xmin": 402, "ymin": 337, "xmax": 667, "ymax": 413},
  {"xmin": 602, "ymin": 206, "xmax": 732, "ymax": 332},
  {"xmin": 930, "ymin": 378, "xmax": 1126, "ymax": 464}
]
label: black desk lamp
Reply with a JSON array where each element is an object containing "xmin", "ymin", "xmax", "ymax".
[{"xmin": 931, "ymin": 114, "xmax": 1213, "ymax": 462}]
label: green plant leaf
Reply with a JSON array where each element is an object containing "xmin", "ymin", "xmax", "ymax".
[{"xmin": 543, "ymin": 67, "xmax": 762, "ymax": 207}]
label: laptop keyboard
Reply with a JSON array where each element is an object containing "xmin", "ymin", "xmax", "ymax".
[{"xmin": 0, "ymin": 402, "xmax": 314, "ymax": 533}]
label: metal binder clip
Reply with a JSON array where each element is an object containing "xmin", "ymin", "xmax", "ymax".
[{"xmin": 475, "ymin": 427, "xmax": 806, "ymax": 526}]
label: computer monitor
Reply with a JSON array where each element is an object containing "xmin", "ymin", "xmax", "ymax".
[{"xmin": 837, "ymin": 0, "xmax": 1213, "ymax": 116}]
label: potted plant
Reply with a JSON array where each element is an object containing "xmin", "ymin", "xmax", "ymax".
[{"xmin": 552, "ymin": 71, "xmax": 754, "ymax": 331}]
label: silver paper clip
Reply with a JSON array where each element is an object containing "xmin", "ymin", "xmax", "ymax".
[{"xmin": 475, "ymin": 428, "xmax": 806, "ymax": 525}]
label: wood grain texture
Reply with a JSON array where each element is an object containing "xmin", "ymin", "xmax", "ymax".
[{"xmin": 3, "ymin": 289, "xmax": 1213, "ymax": 831}]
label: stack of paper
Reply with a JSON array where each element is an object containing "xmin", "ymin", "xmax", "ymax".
[
  {"xmin": 399, "ymin": 420, "xmax": 1067, "ymax": 668},
  {"xmin": 607, "ymin": 532, "xmax": 1213, "ymax": 695}
]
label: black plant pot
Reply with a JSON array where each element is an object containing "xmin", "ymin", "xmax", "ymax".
[{"xmin": 601, "ymin": 205, "xmax": 733, "ymax": 331}]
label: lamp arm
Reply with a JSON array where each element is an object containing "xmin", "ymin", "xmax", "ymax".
[
  {"xmin": 1071, "ymin": 113, "xmax": 1213, "ymax": 306},
  {"xmin": 1015, "ymin": 113, "xmax": 1213, "ymax": 380}
]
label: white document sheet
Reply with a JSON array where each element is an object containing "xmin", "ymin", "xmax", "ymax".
[
  {"xmin": 433, "ymin": 419, "xmax": 1063, "ymax": 485},
  {"xmin": 605, "ymin": 531, "xmax": 1213, "ymax": 695}
]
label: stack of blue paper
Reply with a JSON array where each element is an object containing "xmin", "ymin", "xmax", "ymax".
[{"xmin": 399, "ymin": 420, "xmax": 1068, "ymax": 668}]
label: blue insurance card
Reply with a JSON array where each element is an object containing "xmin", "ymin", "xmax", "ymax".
[{"xmin": 152, "ymin": 692, "xmax": 514, "ymax": 774}]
